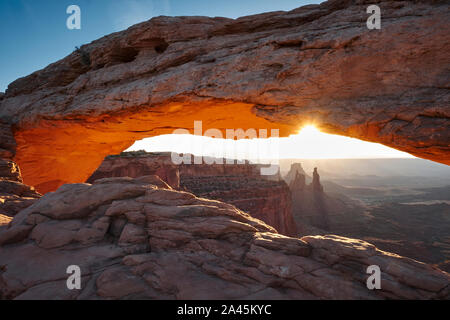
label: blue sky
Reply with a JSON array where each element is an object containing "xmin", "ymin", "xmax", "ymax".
[{"xmin": 0, "ymin": 0, "xmax": 321, "ymax": 92}]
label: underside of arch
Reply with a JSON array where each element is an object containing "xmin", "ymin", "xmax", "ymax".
[{"xmin": 0, "ymin": 0, "xmax": 448, "ymax": 193}]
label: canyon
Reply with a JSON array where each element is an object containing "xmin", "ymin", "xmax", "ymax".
[
  {"xmin": 85, "ymin": 151, "xmax": 450, "ymax": 274},
  {"xmin": 284, "ymin": 161, "xmax": 450, "ymax": 273},
  {"xmin": 87, "ymin": 151, "xmax": 297, "ymax": 237}
]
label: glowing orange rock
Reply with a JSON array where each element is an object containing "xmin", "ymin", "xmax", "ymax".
[{"xmin": 0, "ymin": 0, "xmax": 448, "ymax": 193}]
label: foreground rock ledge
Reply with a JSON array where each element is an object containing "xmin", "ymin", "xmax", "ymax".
[
  {"xmin": 0, "ymin": 176, "xmax": 448, "ymax": 299},
  {"xmin": 0, "ymin": 0, "xmax": 449, "ymax": 193}
]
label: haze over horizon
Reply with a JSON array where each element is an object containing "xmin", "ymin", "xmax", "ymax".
[{"xmin": 126, "ymin": 125, "xmax": 418, "ymax": 161}]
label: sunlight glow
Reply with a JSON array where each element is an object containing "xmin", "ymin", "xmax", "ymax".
[
  {"xmin": 285, "ymin": 125, "xmax": 415, "ymax": 159},
  {"xmin": 126, "ymin": 125, "xmax": 415, "ymax": 160}
]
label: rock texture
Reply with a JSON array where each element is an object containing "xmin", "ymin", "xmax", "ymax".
[
  {"xmin": 181, "ymin": 176, "xmax": 297, "ymax": 237},
  {"xmin": 88, "ymin": 152, "xmax": 297, "ymax": 237},
  {"xmin": 0, "ymin": 176, "xmax": 448, "ymax": 300},
  {"xmin": 288, "ymin": 165, "xmax": 329, "ymax": 230},
  {"xmin": 0, "ymin": 158, "xmax": 41, "ymax": 217},
  {"xmin": 0, "ymin": 121, "xmax": 15, "ymax": 160},
  {"xmin": 0, "ymin": 0, "xmax": 448, "ymax": 193},
  {"xmin": 87, "ymin": 152, "xmax": 181, "ymax": 189}
]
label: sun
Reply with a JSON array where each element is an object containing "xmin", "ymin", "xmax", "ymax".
[
  {"xmin": 287, "ymin": 124, "xmax": 415, "ymax": 159},
  {"xmin": 297, "ymin": 125, "xmax": 321, "ymax": 137}
]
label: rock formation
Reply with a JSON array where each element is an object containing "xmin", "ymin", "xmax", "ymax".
[
  {"xmin": 284, "ymin": 163, "xmax": 307, "ymax": 186},
  {"xmin": 0, "ymin": 121, "xmax": 15, "ymax": 160},
  {"xmin": 287, "ymin": 165, "xmax": 331, "ymax": 230},
  {"xmin": 0, "ymin": 176, "xmax": 448, "ymax": 299},
  {"xmin": 88, "ymin": 152, "xmax": 297, "ymax": 237},
  {"xmin": 0, "ymin": 175, "xmax": 41, "ymax": 217},
  {"xmin": 181, "ymin": 176, "xmax": 297, "ymax": 237},
  {"xmin": 312, "ymin": 168, "xmax": 324, "ymax": 193},
  {"xmin": 87, "ymin": 152, "xmax": 181, "ymax": 189},
  {"xmin": 0, "ymin": 118, "xmax": 41, "ymax": 216},
  {"xmin": 0, "ymin": 0, "xmax": 448, "ymax": 193}
]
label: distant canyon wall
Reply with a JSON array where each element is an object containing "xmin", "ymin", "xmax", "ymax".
[{"xmin": 88, "ymin": 152, "xmax": 297, "ymax": 237}]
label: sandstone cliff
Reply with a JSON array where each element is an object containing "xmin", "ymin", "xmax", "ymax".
[
  {"xmin": 0, "ymin": 176, "xmax": 448, "ymax": 299},
  {"xmin": 88, "ymin": 152, "xmax": 181, "ymax": 189},
  {"xmin": 181, "ymin": 175, "xmax": 297, "ymax": 237},
  {"xmin": 0, "ymin": 0, "xmax": 448, "ymax": 193},
  {"xmin": 0, "ymin": 123, "xmax": 41, "ymax": 217},
  {"xmin": 287, "ymin": 165, "xmax": 332, "ymax": 231}
]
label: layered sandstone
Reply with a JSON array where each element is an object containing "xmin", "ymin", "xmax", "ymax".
[
  {"xmin": 0, "ymin": 125, "xmax": 41, "ymax": 216},
  {"xmin": 0, "ymin": 121, "xmax": 15, "ymax": 160},
  {"xmin": 0, "ymin": 0, "xmax": 448, "ymax": 193},
  {"xmin": 88, "ymin": 152, "xmax": 181, "ymax": 189},
  {"xmin": 0, "ymin": 176, "xmax": 448, "ymax": 299},
  {"xmin": 181, "ymin": 175, "xmax": 297, "ymax": 237},
  {"xmin": 88, "ymin": 152, "xmax": 297, "ymax": 236}
]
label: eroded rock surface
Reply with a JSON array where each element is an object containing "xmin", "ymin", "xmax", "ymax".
[
  {"xmin": 0, "ymin": 176, "xmax": 448, "ymax": 299},
  {"xmin": 0, "ymin": 121, "xmax": 15, "ymax": 160},
  {"xmin": 0, "ymin": 158, "xmax": 41, "ymax": 217},
  {"xmin": 182, "ymin": 175, "xmax": 297, "ymax": 237},
  {"xmin": 87, "ymin": 152, "xmax": 181, "ymax": 189},
  {"xmin": 0, "ymin": 0, "xmax": 448, "ymax": 193},
  {"xmin": 0, "ymin": 117, "xmax": 41, "ymax": 216}
]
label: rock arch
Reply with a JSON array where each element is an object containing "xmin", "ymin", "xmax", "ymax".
[{"xmin": 0, "ymin": 0, "xmax": 449, "ymax": 193}]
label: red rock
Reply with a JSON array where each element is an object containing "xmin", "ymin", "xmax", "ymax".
[
  {"xmin": 0, "ymin": 121, "xmax": 15, "ymax": 160},
  {"xmin": 0, "ymin": 159, "xmax": 41, "ymax": 217},
  {"xmin": 88, "ymin": 152, "xmax": 298, "ymax": 236},
  {"xmin": 0, "ymin": 159, "xmax": 22, "ymax": 182},
  {"xmin": 87, "ymin": 152, "xmax": 180, "ymax": 189}
]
